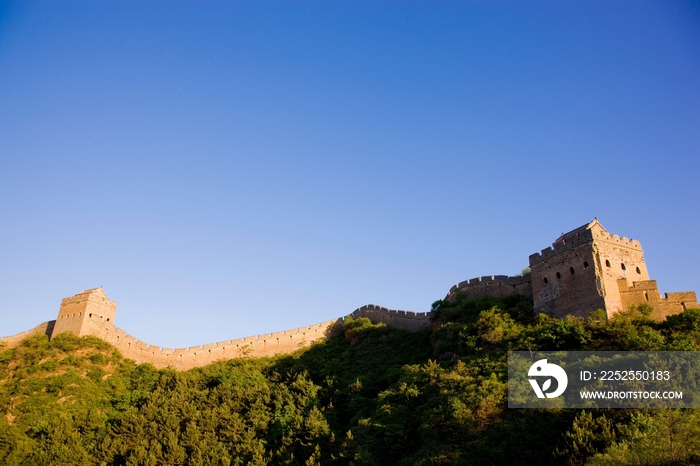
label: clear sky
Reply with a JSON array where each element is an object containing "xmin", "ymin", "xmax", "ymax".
[{"xmin": 1, "ymin": 1, "xmax": 698, "ymax": 349}]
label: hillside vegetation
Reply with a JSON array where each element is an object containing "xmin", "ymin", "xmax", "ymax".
[{"xmin": 2, "ymin": 294, "xmax": 700, "ymax": 465}]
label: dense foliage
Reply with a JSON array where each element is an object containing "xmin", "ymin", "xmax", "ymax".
[{"xmin": 1, "ymin": 294, "xmax": 700, "ymax": 465}]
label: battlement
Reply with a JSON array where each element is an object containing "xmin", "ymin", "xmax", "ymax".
[
  {"xmin": 0, "ymin": 321, "xmax": 55, "ymax": 348},
  {"xmin": 77, "ymin": 313, "xmax": 347, "ymax": 369},
  {"xmin": 350, "ymin": 304, "xmax": 432, "ymax": 331},
  {"xmin": 448, "ymin": 274, "xmax": 531, "ymax": 293},
  {"xmin": 446, "ymin": 273, "xmax": 533, "ymax": 301},
  {"xmin": 60, "ymin": 287, "xmax": 114, "ymax": 306},
  {"xmin": 528, "ymin": 220, "xmax": 642, "ymax": 267},
  {"xmin": 592, "ymin": 232, "xmax": 642, "ymax": 249},
  {"xmin": 76, "ymin": 305, "xmax": 429, "ymax": 370},
  {"xmin": 529, "ymin": 236, "xmax": 591, "ymax": 266},
  {"xmin": 617, "ymin": 278, "xmax": 699, "ymax": 321},
  {"xmin": 3, "ymin": 288, "xmax": 429, "ymax": 370}
]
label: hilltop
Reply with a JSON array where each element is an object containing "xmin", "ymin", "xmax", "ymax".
[{"xmin": 2, "ymin": 294, "xmax": 700, "ymax": 465}]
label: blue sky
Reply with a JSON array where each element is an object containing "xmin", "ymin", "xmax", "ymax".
[{"xmin": 1, "ymin": 1, "xmax": 698, "ymax": 348}]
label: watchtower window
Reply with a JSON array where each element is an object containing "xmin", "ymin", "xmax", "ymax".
[
  {"xmin": 543, "ymin": 277, "xmax": 549, "ymax": 284},
  {"xmin": 89, "ymin": 313, "xmax": 92, "ymax": 318},
  {"xmin": 583, "ymin": 261, "xmax": 589, "ymax": 269},
  {"xmin": 621, "ymin": 263, "xmax": 626, "ymax": 271},
  {"xmin": 570, "ymin": 267, "xmax": 575, "ymax": 275},
  {"xmin": 556, "ymin": 272, "xmax": 561, "ymax": 279},
  {"xmin": 605, "ymin": 260, "xmax": 611, "ymax": 267},
  {"xmin": 636, "ymin": 267, "xmax": 641, "ymax": 274}
]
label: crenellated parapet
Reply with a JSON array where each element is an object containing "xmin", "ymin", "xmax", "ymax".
[
  {"xmin": 75, "ymin": 304, "xmax": 429, "ymax": 370},
  {"xmin": 80, "ymin": 313, "xmax": 345, "ymax": 370},
  {"xmin": 529, "ymin": 227, "xmax": 593, "ymax": 266},
  {"xmin": 446, "ymin": 274, "xmax": 533, "ymax": 301},
  {"xmin": 0, "ymin": 321, "xmax": 55, "ymax": 348},
  {"xmin": 2, "ymin": 288, "xmax": 431, "ymax": 370},
  {"xmin": 350, "ymin": 304, "xmax": 432, "ymax": 331},
  {"xmin": 528, "ymin": 220, "xmax": 642, "ymax": 268},
  {"xmin": 617, "ymin": 278, "xmax": 699, "ymax": 321}
]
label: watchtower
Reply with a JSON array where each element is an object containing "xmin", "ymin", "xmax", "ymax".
[
  {"xmin": 529, "ymin": 220, "xmax": 650, "ymax": 318},
  {"xmin": 51, "ymin": 287, "xmax": 117, "ymax": 338},
  {"xmin": 527, "ymin": 219, "xmax": 698, "ymax": 319}
]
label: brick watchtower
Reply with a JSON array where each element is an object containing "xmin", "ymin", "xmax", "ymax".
[
  {"xmin": 51, "ymin": 287, "xmax": 117, "ymax": 338},
  {"xmin": 529, "ymin": 220, "xmax": 697, "ymax": 319}
]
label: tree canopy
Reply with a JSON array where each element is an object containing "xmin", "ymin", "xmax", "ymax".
[{"xmin": 1, "ymin": 294, "xmax": 699, "ymax": 465}]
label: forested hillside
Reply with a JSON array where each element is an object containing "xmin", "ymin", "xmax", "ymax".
[{"xmin": 2, "ymin": 294, "xmax": 700, "ymax": 465}]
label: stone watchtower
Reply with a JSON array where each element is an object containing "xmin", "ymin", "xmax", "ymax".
[
  {"xmin": 529, "ymin": 220, "xmax": 698, "ymax": 319},
  {"xmin": 51, "ymin": 287, "xmax": 117, "ymax": 338}
]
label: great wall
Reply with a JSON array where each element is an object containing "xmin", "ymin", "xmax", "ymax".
[
  {"xmin": 0, "ymin": 293, "xmax": 432, "ymax": 370},
  {"xmin": 2, "ymin": 220, "xmax": 698, "ymax": 370}
]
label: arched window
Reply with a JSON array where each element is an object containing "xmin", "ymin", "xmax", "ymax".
[
  {"xmin": 621, "ymin": 263, "xmax": 626, "ymax": 271},
  {"xmin": 556, "ymin": 272, "xmax": 561, "ymax": 279},
  {"xmin": 583, "ymin": 261, "xmax": 589, "ymax": 269},
  {"xmin": 605, "ymin": 260, "xmax": 611, "ymax": 267},
  {"xmin": 570, "ymin": 267, "xmax": 575, "ymax": 275},
  {"xmin": 636, "ymin": 267, "xmax": 641, "ymax": 274},
  {"xmin": 543, "ymin": 277, "xmax": 549, "ymax": 284}
]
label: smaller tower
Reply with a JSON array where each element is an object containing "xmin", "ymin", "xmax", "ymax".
[{"xmin": 51, "ymin": 287, "xmax": 116, "ymax": 338}]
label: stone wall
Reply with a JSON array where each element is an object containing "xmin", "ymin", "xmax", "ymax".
[
  {"xmin": 0, "ymin": 320, "xmax": 55, "ymax": 348},
  {"xmin": 84, "ymin": 304, "xmax": 430, "ymax": 370},
  {"xmin": 530, "ymin": 238, "xmax": 604, "ymax": 318},
  {"xmin": 446, "ymin": 274, "xmax": 533, "ymax": 301},
  {"xmin": 0, "ymin": 303, "xmax": 429, "ymax": 370},
  {"xmin": 2, "ymin": 285, "xmax": 432, "ymax": 371},
  {"xmin": 80, "ymin": 314, "xmax": 345, "ymax": 370},
  {"xmin": 591, "ymin": 228, "xmax": 649, "ymax": 316},
  {"xmin": 350, "ymin": 304, "xmax": 432, "ymax": 331},
  {"xmin": 618, "ymin": 278, "xmax": 700, "ymax": 321}
]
